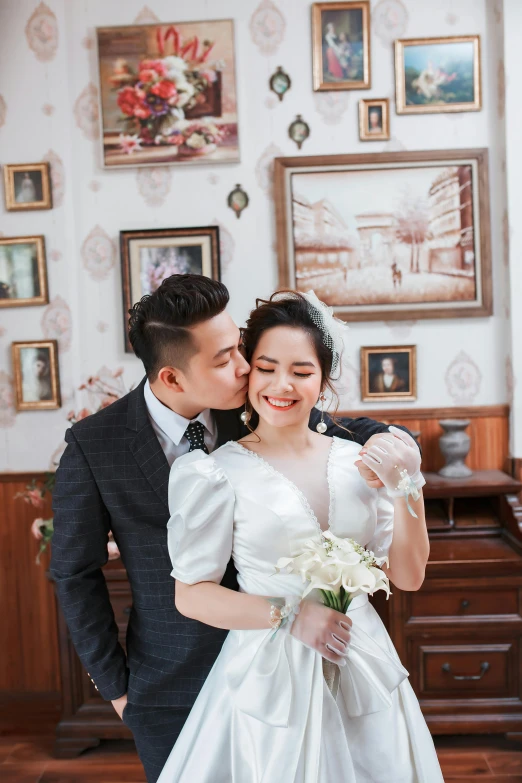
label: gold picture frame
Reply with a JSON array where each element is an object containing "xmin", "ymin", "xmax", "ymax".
[
  {"xmin": 3, "ymin": 163, "xmax": 52, "ymax": 211},
  {"xmin": 12, "ymin": 340, "xmax": 61, "ymax": 411},
  {"xmin": 0, "ymin": 236, "xmax": 49, "ymax": 308},
  {"xmin": 312, "ymin": 1, "xmax": 371, "ymax": 91},
  {"xmin": 359, "ymin": 98, "xmax": 390, "ymax": 141},
  {"xmin": 395, "ymin": 35, "xmax": 482, "ymax": 115},
  {"xmin": 361, "ymin": 345, "xmax": 417, "ymax": 403}
]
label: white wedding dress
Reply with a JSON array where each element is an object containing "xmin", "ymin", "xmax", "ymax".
[{"xmin": 157, "ymin": 437, "xmax": 443, "ymax": 783}]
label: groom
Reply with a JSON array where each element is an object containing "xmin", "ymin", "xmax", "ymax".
[{"xmin": 51, "ymin": 274, "xmax": 418, "ymax": 782}]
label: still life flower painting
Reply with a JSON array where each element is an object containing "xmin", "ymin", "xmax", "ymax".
[{"xmin": 96, "ymin": 20, "xmax": 239, "ymax": 167}]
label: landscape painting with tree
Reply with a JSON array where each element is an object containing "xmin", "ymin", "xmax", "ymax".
[{"xmin": 274, "ymin": 150, "xmax": 491, "ymax": 321}]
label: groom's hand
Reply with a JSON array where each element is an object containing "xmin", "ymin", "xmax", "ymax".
[{"xmin": 111, "ymin": 693, "xmax": 128, "ymax": 720}]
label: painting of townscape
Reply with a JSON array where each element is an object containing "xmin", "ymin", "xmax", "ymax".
[
  {"xmin": 96, "ymin": 20, "xmax": 239, "ymax": 167},
  {"xmin": 276, "ymin": 152, "xmax": 491, "ymax": 321}
]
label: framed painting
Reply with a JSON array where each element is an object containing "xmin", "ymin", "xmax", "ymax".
[
  {"xmin": 120, "ymin": 226, "xmax": 220, "ymax": 352},
  {"xmin": 12, "ymin": 340, "xmax": 61, "ymax": 411},
  {"xmin": 3, "ymin": 163, "xmax": 52, "ymax": 211},
  {"xmin": 361, "ymin": 345, "xmax": 417, "ymax": 403},
  {"xmin": 0, "ymin": 236, "xmax": 48, "ymax": 308},
  {"xmin": 312, "ymin": 2, "xmax": 371, "ymax": 91},
  {"xmin": 395, "ymin": 35, "xmax": 481, "ymax": 114},
  {"xmin": 359, "ymin": 98, "xmax": 389, "ymax": 141},
  {"xmin": 273, "ymin": 149, "xmax": 491, "ymax": 322},
  {"xmin": 96, "ymin": 19, "xmax": 239, "ymax": 167}
]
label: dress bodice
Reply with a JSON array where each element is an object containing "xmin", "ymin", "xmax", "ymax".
[{"xmin": 167, "ymin": 437, "xmax": 394, "ymax": 598}]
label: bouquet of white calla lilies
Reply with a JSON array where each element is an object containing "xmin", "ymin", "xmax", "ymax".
[{"xmin": 276, "ymin": 530, "xmax": 390, "ymax": 614}]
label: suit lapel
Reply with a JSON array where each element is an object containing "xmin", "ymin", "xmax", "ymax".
[{"xmin": 126, "ymin": 378, "xmax": 170, "ymax": 510}]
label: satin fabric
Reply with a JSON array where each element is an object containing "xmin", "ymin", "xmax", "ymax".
[{"xmin": 159, "ymin": 438, "xmax": 443, "ymax": 782}]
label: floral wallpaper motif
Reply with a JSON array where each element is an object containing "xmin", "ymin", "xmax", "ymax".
[
  {"xmin": 81, "ymin": 225, "xmax": 116, "ymax": 281},
  {"xmin": 74, "ymin": 83, "xmax": 100, "ymax": 141},
  {"xmin": 41, "ymin": 296, "xmax": 72, "ymax": 352},
  {"xmin": 385, "ymin": 321, "xmax": 417, "ymax": 339},
  {"xmin": 41, "ymin": 103, "xmax": 55, "ymax": 116},
  {"xmin": 97, "ymin": 321, "xmax": 109, "ymax": 333},
  {"xmin": 89, "ymin": 180, "xmax": 102, "ymax": 192},
  {"xmin": 0, "ymin": 372, "xmax": 16, "ymax": 429},
  {"xmin": 43, "ymin": 149, "xmax": 65, "ymax": 207},
  {"xmin": 134, "ymin": 7, "xmax": 160, "ymax": 24},
  {"xmin": 25, "ymin": 2, "xmax": 58, "ymax": 62},
  {"xmin": 338, "ymin": 359, "xmax": 359, "ymax": 408},
  {"xmin": 445, "ymin": 13, "xmax": 458, "ymax": 25},
  {"xmin": 0, "ymin": 95, "xmax": 6, "ymax": 129},
  {"xmin": 250, "ymin": 0, "xmax": 286, "ymax": 55},
  {"xmin": 314, "ymin": 93, "xmax": 349, "ymax": 125},
  {"xmin": 445, "ymin": 351, "xmax": 482, "ymax": 404},
  {"xmin": 136, "ymin": 166, "xmax": 172, "ymax": 207},
  {"xmin": 255, "ymin": 143, "xmax": 283, "ymax": 193},
  {"xmin": 50, "ymin": 249, "xmax": 62, "ymax": 262},
  {"xmin": 373, "ymin": 0, "xmax": 408, "ymax": 45},
  {"xmin": 213, "ymin": 220, "xmax": 235, "ymax": 272}
]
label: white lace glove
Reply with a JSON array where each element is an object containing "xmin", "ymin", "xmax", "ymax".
[
  {"xmin": 360, "ymin": 426, "xmax": 424, "ymax": 516},
  {"xmin": 289, "ymin": 600, "xmax": 352, "ymax": 666}
]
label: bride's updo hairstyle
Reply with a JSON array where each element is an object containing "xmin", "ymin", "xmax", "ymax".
[{"xmin": 241, "ymin": 290, "xmax": 349, "ymax": 430}]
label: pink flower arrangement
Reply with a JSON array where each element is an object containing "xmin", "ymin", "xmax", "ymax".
[{"xmin": 111, "ymin": 25, "xmax": 223, "ymax": 154}]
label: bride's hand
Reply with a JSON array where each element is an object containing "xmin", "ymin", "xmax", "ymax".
[
  {"xmin": 290, "ymin": 601, "xmax": 352, "ymax": 665},
  {"xmin": 359, "ymin": 427, "xmax": 422, "ymax": 493}
]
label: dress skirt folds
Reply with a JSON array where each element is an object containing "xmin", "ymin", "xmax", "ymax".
[{"xmin": 157, "ymin": 438, "xmax": 444, "ymax": 783}]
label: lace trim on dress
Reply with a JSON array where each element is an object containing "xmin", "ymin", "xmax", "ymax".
[{"xmin": 228, "ymin": 437, "xmax": 342, "ymax": 536}]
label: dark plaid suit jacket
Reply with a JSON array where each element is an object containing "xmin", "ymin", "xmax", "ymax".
[{"xmin": 50, "ymin": 377, "xmax": 412, "ymax": 709}]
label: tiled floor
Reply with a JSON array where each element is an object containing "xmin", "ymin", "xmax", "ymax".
[{"xmin": 1, "ymin": 697, "xmax": 522, "ymax": 782}]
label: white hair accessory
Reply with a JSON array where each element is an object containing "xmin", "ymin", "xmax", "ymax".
[{"xmin": 302, "ymin": 290, "xmax": 348, "ymax": 378}]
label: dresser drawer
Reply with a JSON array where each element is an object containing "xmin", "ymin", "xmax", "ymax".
[
  {"xmin": 415, "ymin": 641, "xmax": 516, "ymax": 699},
  {"xmin": 410, "ymin": 588, "xmax": 519, "ymax": 621}
]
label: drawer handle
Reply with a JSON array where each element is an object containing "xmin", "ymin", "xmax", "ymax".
[
  {"xmin": 123, "ymin": 606, "xmax": 132, "ymax": 615},
  {"xmin": 460, "ymin": 599, "xmax": 470, "ymax": 609},
  {"xmin": 442, "ymin": 661, "xmax": 490, "ymax": 680}
]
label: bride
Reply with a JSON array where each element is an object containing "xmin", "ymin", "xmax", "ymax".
[{"xmin": 158, "ymin": 291, "xmax": 443, "ymax": 782}]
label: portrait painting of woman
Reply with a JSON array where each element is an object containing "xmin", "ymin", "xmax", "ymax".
[{"xmin": 312, "ymin": 2, "xmax": 370, "ymax": 91}]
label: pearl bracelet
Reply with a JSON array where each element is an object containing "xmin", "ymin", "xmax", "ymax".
[{"xmin": 267, "ymin": 596, "xmax": 301, "ymax": 637}]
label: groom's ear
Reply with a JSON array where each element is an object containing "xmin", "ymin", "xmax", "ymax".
[{"xmin": 157, "ymin": 366, "xmax": 186, "ymax": 394}]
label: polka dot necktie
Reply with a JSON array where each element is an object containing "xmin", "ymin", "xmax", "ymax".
[{"xmin": 184, "ymin": 421, "xmax": 209, "ymax": 454}]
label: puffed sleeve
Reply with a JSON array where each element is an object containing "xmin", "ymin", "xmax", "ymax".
[
  {"xmin": 367, "ymin": 487, "xmax": 394, "ymax": 560},
  {"xmin": 167, "ymin": 450, "xmax": 235, "ymax": 584}
]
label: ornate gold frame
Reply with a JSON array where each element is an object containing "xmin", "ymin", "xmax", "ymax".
[
  {"xmin": 395, "ymin": 35, "xmax": 482, "ymax": 115},
  {"xmin": 12, "ymin": 340, "xmax": 61, "ymax": 411},
  {"xmin": 360, "ymin": 345, "xmax": 417, "ymax": 403},
  {"xmin": 0, "ymin": 236, "xmax": 49, "ymax": 308},
  {"xmin": 312, "ymin": 1, "xmax": 371, "ymax": 91},
  {"xmin": 358, "ymin": 98, "xmax": 390, "ymax": 141},
  {"xmin": 3, "ymin": 163, "xmax": 52, "ymax": 211}
]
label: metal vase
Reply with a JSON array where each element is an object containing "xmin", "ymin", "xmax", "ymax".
[{"xmin": 438, "ymin": 419, "xmax": 473, "ymax": 478}]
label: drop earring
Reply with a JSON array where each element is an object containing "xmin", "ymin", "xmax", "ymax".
[
  {"xmin": 240, "ymin": 404, "xmax": 251, "ymax": 424},
  {"xmin": 316, "ymin": 394, "xmax": 327, "ymax": 434}
]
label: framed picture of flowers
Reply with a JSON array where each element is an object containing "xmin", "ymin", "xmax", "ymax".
[
  {"xmin": 96, "ymin": 20, "xmax": 239, "ymax": 167},
  {"xmin": 120, "ymin": 226, "xmax": 221, "ymax": 352}
]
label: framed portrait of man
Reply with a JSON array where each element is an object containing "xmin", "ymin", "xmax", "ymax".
[{"xmin": 361, "ymin": 345, "xmax": 417, "ymax": 402}]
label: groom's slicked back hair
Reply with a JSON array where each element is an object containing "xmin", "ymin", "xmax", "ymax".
[{"xmin": 128, "ymin": 274, "xmax": 230, "ymax": 381}]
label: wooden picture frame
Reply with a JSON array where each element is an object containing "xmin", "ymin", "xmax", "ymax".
[
  {"xmin": 96, "ymin": 20, "xmax": 239, "ymax": 168},
  {"xmin": 395, "ymin": 35, "xmax": 482, "ymax": 115},
  {"xmin": 273, "ymin": 149, "xmax": 491, "ymax": 322},
  {"xmin": 312, "ymin": 1, "xmax": 371, "ymax": 91},
  {"xmin": 3, "ymin": 163, "xmax": 52, "ymax": 211},
  {"xmin": 120, "ymin": 226, "xmax": 221, "ymax": 352},
  {"xmin": 361, "ymin": 345, "xmax": 417, "ymax": 402},
  {"xmin": 0, "ymin": 236, "xmax": 49, "ymax": 308},
  {"xmin": 359, "ymin": 98, "xmax": 390, "ymax": 141},
  {"xmin": 12, "ymin": 340, "xmax": 61, "ymax": 411}
]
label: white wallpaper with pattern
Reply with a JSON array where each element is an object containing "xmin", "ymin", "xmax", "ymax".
[{"xmin": 0, "ymin": 0, "xmax": 513, "ymax": 470}]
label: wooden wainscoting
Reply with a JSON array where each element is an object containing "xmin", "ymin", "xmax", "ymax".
[
  {"xmin": 339, "ymin": 404, "xmax": 510, "ymax": 473},
  {"xmin": 0, "ymin": 473, "xmax": 59, "ymax": 694}
]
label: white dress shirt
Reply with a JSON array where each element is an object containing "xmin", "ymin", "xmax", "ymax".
[{"xmin": 143, "ymin": 380, "xmax": 217, "ymax": 467}]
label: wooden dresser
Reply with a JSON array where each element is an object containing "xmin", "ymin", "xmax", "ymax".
[
  {"xmin": 54, "ymin": 469, "xmax": 522, "ymax": 756},
  {"xmin": 387, "ymin": 470, "xmax": 522, "ymax": 737}
]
